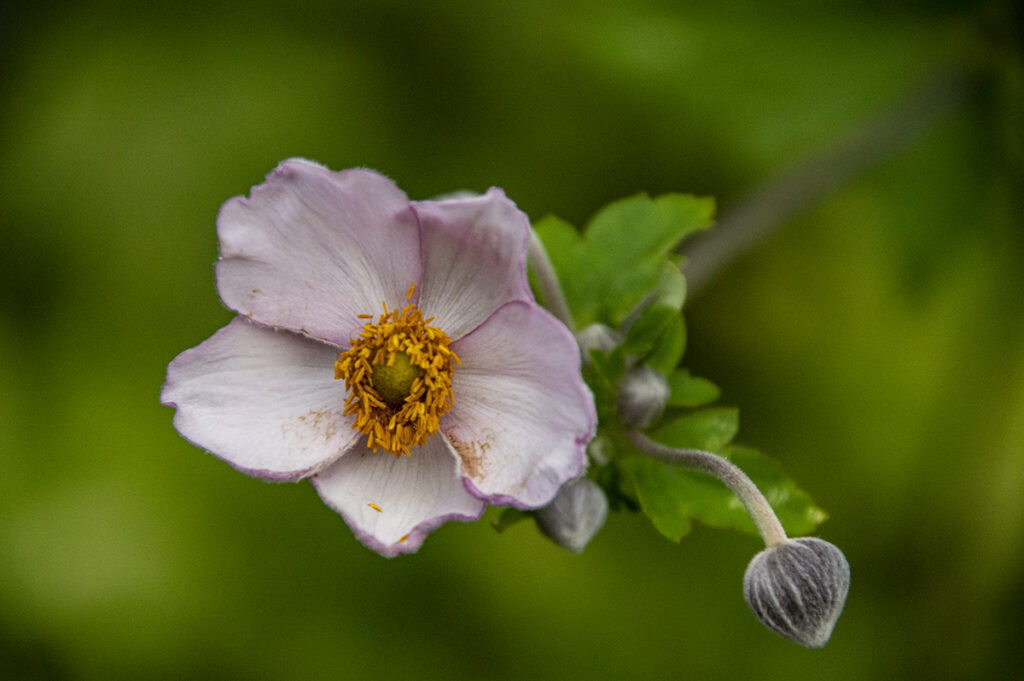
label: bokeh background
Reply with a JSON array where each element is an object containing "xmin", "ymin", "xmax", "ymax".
[{"xmin": 2, "ymin": 1, "xmax": 1022, "ymax": 679}]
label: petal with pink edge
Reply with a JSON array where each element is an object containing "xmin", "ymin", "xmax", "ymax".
[
  {"xmin": 161, "ymin": 317, "xmax": 357, "ymax": 481},
  {"xmin": 413, "ymin": 188, "xmax": 533, "ymax": 341},
  {"xmin": 444, "ymin": 301, "xmax": 596, "ymax": 508},
  {"xmin": 216, "ymin": 160, "xmax": 422, "ymax": 346},
  {"xmin": 312, "ymin": 437, "xmax": 485, "ymax": 557}
]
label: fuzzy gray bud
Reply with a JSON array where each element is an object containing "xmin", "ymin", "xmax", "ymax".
[
  {"xmin": 617, "ymin": 367, "xmax": 670, "ymax": 428},
  {"xmin": 536, "ymin": 478, "xmax": 609, "ymax": 553},
  {"xmin": 576, "ymin": 323, "xmax": 620, "ymax": 361},
  {"xmin": 743, "ymin": 537, "xmax": 850, "ymax": 648},
  {"xmin": 586, "ymin": 435, "xmax": 613, "ymax": 466}
]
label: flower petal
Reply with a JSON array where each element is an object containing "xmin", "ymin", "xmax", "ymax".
[
  {"xmin": 312, "ymin": 437, "xmax": 485, "ymax": 557},
  {"xmin": 444, "ymin": 301, "xmax": 596, "ymax": 508},
  {"xmin": 161, "ymin": 317, "xmax": 357, "ymax": 481},
  {"xmin": 413, "ymin": 188, "xmax": 533, "ymax": 340},
  {"xmin": 216, "ymin": 160, "xmax": 422, "ymax": 345}
]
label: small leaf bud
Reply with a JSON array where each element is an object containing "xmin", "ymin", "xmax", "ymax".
[
  {"xmin": 536, "ymin": 478, "xmax": 609, "ymax": 553},
  {"xmin": 743, "ymin": 537, "xmax": 851, "ymax": 648},
  {"xmin": 586, "ymin": 435, "xmax": 613, "ymax": 466},
  {"xmin": 617, "ymin": 366, "xmax": 670, "ymax": 428},
  {"xmin": 576, "ymin": 323, "xmax": 620, "ymax": 361}
]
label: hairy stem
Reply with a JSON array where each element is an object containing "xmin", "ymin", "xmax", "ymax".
[
  {"xmin": 625, "ymin": 430, "xmax": 789, "ymax": 547},
  {"xmin": 528, "ymin": 229, "xmax": 576, "ymax": 332}
]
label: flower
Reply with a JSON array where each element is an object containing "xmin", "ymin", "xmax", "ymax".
[{"xmin": 161, "ymin": 159, "xmax": 596, "ymax": 557}]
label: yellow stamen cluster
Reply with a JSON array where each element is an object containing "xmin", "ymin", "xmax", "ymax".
[{"xmin": 334, "ymin": 286, "xmax": 459, "ymax": 457}]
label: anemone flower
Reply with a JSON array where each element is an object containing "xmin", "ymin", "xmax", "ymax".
[{"xmin": 162, "ymin": 159, "xmax": 595, "ymax": 556}]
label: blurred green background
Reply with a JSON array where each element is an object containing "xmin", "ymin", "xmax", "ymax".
[{"xmin": 2, "ymin": 0, "xmax": 1022, "ymax": 679}]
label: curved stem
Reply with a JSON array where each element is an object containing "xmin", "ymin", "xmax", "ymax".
[
  {"xmin": 625, "ymin": 430, "xmax": 788, "ymax": 548},
  {"xmin": 528, "ymin": 229, "xmax": 576, "ymax": 333}
]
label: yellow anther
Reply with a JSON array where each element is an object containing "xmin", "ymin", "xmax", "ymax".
[{"xmin": 334, "ymin": 288, "xmax": 457, "ymax": 456}]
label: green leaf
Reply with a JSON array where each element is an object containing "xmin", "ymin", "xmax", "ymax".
[
  {"xmin": 723, "ymin": 445, "xmax": 829, "ymax": 536},
  {"xmin": 533, "ymin": 194, "xmax": 714, "ymax": 327},
  {"xmin": 589, "ymin": 346, "xmax": 626, "ymax": 385},
  {"xmin": 623, "ymin": 260, "xmax": 688, "ymax": 368},
  {"xmin": 623, "ymin": 304, "xmax": 677, "ymax": 356},
  {"xmin": 529, "ymin": 215, "xmax": 584, "ymax": 310},
  {"xmin": 645, "ymin": 315, "xmax": 687, "ymax": 374},
  {"xmin": 618, "ymin": 456, "xmax": 693, "ymax": 541},
  {"xmin": 620, "ymin": 444, "xmax": 827, "ymax": 541},
  {"xmin": 492, "ymin": 507, "xmax": 532, "ymax": 533},
  {"xmin": 666, "ymin": 369, "xmax": 721, "ymax": 407},
  {"xmin": 593, "ymin": 458, "xmax": 640, "ymax": 513},
  {"xmin": 582, "ymin": 363, "xmax": 618, "ymax": 425},
  {"xmin": 584, "ymin": 194, "xmax": 714, "ymax": 272},
  {"xmin": 651, "ymin": 258, "xmax": 687, "ymax": 310},
  {"xmin": 651, "ymin": 407, "xmax": 738, "ymax": 452},
  {"xmin": 582, "ymin": 347, "xmax": 625, "ymax": 424}
]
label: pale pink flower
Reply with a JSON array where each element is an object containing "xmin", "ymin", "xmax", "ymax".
[{"xmin": 162, "ymin": 159, "xmax": 595, "ymax": 556}]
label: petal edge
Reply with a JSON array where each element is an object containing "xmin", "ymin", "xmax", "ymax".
[
  {"xmin": 414, "ymin": 188, "xmax": 533, "ymax": 340},
  {"xmin": 312, "ymin": 437, "xmax": 485, "ymax": 557},
  {"xmin": 216, "ymin": 161, "xmax": 422, "ymax": 345},
  {"xmin": 443, "ymin": 301, "xmax": 596, "ymax": 508},
  {"xmin": 161, "ymin": 317, "xmax": 358, "ymax": 481}
]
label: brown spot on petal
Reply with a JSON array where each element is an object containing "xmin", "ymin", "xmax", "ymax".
[
  {"xmin": 292, "ymin": 408, "xmax": 341, "ymax": 442},
  {"xmin": 446, "ymin": 431, "xmax": 492, "ymax": 480}
]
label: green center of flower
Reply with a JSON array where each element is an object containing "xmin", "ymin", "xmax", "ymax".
[
  {"xmin": 371, "ymin": 352, "xmax": 422, "ymax": 407},
  {"xmin": 333, "ymin": 285, "xmax": 460, "ymax": 457}
]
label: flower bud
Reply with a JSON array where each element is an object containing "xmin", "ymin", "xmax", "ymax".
[
  {"xmin": 617, "ymin": 366, "xmax": 670, "ymax": 428},
  {"xmin": 743, "ymin": 537, "xmax": 850, "ymax": 648},
  {"xmin": 586, "ymin": 435, "xmax": 613, "ymax": 466},
  {"xmin": 536, "ymin": 478, "xmax": 609, "ymax": 554},
  {"xmin": 576, "ymin": 323, "xmax": 620, "ymax": 361}
]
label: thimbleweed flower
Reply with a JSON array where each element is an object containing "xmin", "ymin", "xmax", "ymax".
[
  {"xmin": 617, "ymin": 366, "xmax": 670, "ymax": 428},
  {"xmin": 743, "ymin": 537, "xmax": 851, "ymax": 648},
  {"xmin": 536, "ymin": 477, "xmax": 609, "ymax": 553},
  {"xmin": 161, "ymin": 159, "xmax": 595, "ymax": 557}
]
